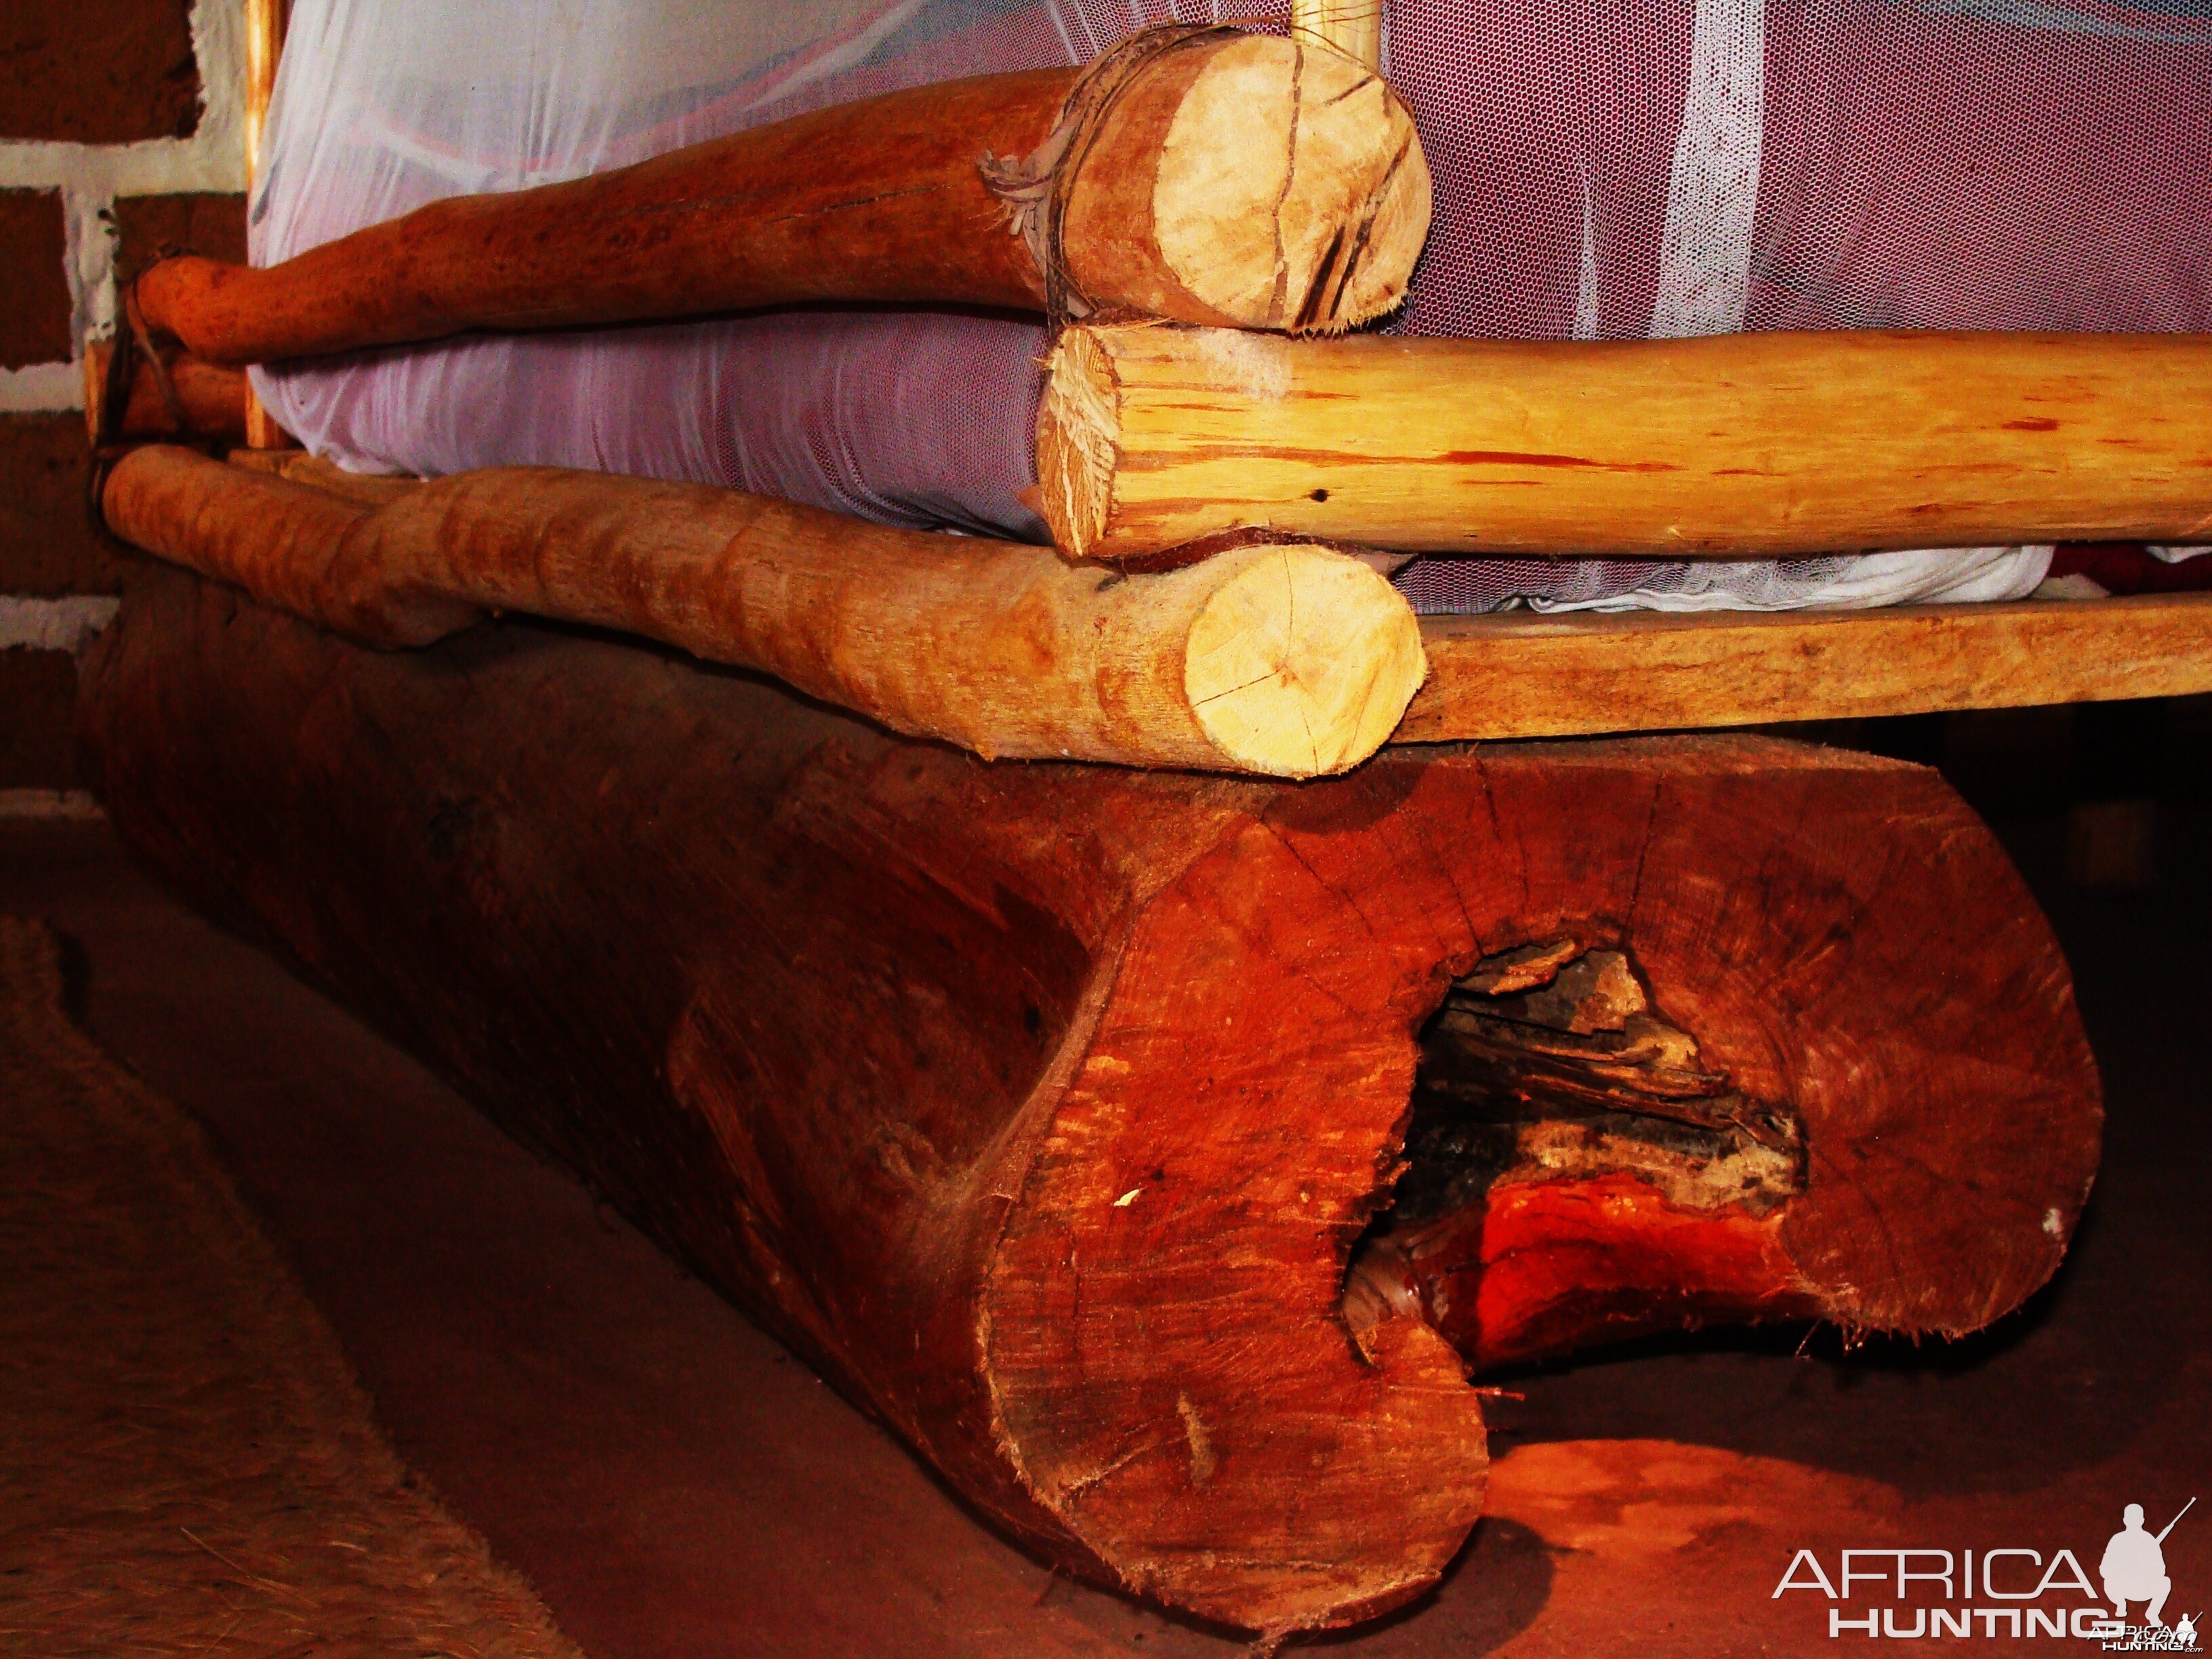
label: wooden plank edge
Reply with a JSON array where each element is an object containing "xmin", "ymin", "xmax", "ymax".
[{"xmin": 1399, "ymin": 593, "xmax": 2212, "ymax": 741}]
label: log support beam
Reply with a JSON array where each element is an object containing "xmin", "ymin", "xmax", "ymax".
[{"xmin": 77, "ymin": 571, "xmax": 2103, "ymax": 1635}]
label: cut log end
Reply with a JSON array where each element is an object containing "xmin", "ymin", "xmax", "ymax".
[
  {"xmin": 1035, "ymin": 323, "xmax": 1120, "ymax": 561},
  {"xmin": 1183, "ymin": 544, "xmax": 1425, "ymax": 777},
  {"xmin": 1132, "ymin": 35, "xmax": 1430, "ymax": 333}
]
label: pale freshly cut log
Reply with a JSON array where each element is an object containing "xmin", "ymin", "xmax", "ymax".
[
  {"xmin": 1290, "ymin": 0, "xmax": 1384, "ymax": 68},
  {"xmin": 1036, "ymin": 321, "xmax": 2212, "ymax": 562},
  {"xmin": 134, "ymin": 31, "xmax": 1428, "ymax": 365},
  {"xmin": 78, "ymin": 571, "xmax": 2101, "ymax": 1633},
  {"xmin": 98, "ymin": 445, "xmax": 1422, "ymax": 778}
]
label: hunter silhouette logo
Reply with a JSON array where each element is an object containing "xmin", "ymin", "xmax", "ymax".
[
  {"xmin": 1772, "ymin": 1496, "xmax": 2198, "ymax": 1645},
  {"xmin": 2099, "ymin": 1500, "xmax": 2198, "ymax": 1652},
  {"xmin": 2104, "ymin": 1501, "xmax": 2188, "ymax": 1627}
]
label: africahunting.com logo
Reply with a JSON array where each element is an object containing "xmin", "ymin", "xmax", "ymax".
[{"xmin": 1774, "ymin": 1498, "xmax": 2198, "ymax": 1647}]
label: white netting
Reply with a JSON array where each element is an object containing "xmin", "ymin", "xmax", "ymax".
[{"xmin": 250, "ymin": 0, "xmax": 2212, "ymax": 613}]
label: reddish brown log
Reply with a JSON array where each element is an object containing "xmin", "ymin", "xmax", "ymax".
[
  {"xmin": 81, "ymin": 340, "xmax": 247, "ymax": 444},
  {"xmin": 77, "ymin": 570, "xmax": 2101, "ymax": 1635},
  {"xmin": 134, "ymin": 32, "xmax": 1427, "ymax": 365}
]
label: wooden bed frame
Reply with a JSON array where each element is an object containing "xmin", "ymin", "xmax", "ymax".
[
  {"xmin": 66, "ymin": 0, "xmax": 2191, "ymax": 1636},
  {"xmin": 108, "ymin": 0, "xmax": 2204, "ymax": 758}
]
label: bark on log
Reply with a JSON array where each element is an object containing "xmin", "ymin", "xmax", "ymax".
[
  {"xmin": 100, "ymin": 445, "xmax": 1422, "ymax": 777},
  {"xmin": 1037, "ymin": 321, "xmax": 2212, "ymax": 562},
  {"xmin": 77, "ymin": 569, "xmax": 2102, "ymax": 1633},
  {"xmin": 135, "ymin": 31, "xmax": 1427, "ymax": 364}
]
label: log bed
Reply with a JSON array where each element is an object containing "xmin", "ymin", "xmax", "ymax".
[{"xmin": 63, "ymin": 0, "xmax": 2198, "ymax": 1640}]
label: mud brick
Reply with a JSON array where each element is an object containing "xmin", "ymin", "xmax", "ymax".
[
  {"xmin": 0, "ymin": 190, "xmax": 73, "ymax": 369},
  {"xmin": 113, "ymin": 192, "xmax": 247, "ymax": 285},
  {"xmin": 0, "ymin": 650, "xmax": 80, "ymax": 790},
  {"xmin": 0, "ymin": 417, "xmax": 135, "ymax": 597},
  {"xmin": 0, "ymin": 0, "xmax": 201, "ymax": 144}
]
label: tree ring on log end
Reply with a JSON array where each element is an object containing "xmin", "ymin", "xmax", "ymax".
[
  {"xmin": 1183, "ymin": 544, "xmax": 1427, "ymax": 778},
  {"xmin": 1139, "ymin": 36, "xmax": 1430, "ymax": 333}
]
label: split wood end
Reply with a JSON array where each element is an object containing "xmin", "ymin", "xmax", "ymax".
[
  {"xmin": 1035, "ymin": 323, "xmax": 1122, "ymax": 563},
  {"xmin": 1071, "ymin": 33, "xmax": 1429, "ymax": 333}
]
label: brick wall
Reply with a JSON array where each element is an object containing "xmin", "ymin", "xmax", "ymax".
[{"xmin": 0, "ymin": 0, "xmax": 244, "ymax": 797}]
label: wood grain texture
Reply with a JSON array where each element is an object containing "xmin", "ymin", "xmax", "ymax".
[
  {"xmin": 1288, "ymin": 0, "xmax": 1384, "ymax": 68},
  {"xmin": 99, "ymin": 445, "xmax": 1423, "ymax": 777},
  {"xmin": 1037, "ymin": 322, "xmax": 2212, "ymax": 562},
  {"xmin": 225, "ymin": 448, "xmax": 422, "ymax": 506},
  {"xmin": 239, "ymin": 0, "xmax": 288, "ymax": 450},
  {"xmin": 77, "ymin": 571, "xmax": 2101, "ymax": 1632},
  {"xmin": 1061, "ymin": 34, "xmax": 1426, "ymax": 333},
  {"xmin": 1403, "ymin": 593, "xmax": 2212, "ymax": 741},
  {"xmin": 134, "ymin": 34, "xmax": 1427, "ymax": 363}
]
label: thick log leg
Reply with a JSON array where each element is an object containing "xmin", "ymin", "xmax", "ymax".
[{"xmin": 77, "ymin": 572, "xmax": 2100, "ymax": 1635}]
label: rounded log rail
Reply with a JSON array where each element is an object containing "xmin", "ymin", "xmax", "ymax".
[
  {"xmin": 98, "ymin": 445, "xmax": 1422, "ymax": 779},
  {"xmin": 134, "ymin": 31, "xmax": 1428, "ymax": 365},
  {"xmin": 79, "ymin": 570, "xmax": 2102, "ymax": 1635},
  {"xmin": 1036, "ymin": 321, "xmax": 2212, "ymax": 563},
  {"xmin": 81, "ymin": 341, "xmax": 248, "ymax": 445}
]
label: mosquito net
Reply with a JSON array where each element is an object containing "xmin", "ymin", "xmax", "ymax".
[{"xmin": 248, "ymin": 0, "xmax": 2212, "ymax": 613}]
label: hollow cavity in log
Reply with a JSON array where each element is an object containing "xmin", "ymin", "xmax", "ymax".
[{"xmin": 1347, "ymin": 940, "xmax": 1815, "ymax": 1368}]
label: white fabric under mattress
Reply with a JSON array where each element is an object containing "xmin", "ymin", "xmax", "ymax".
[{"xmin": 249, "ymin": 0, "xmax": 2212, "ymax": 614}]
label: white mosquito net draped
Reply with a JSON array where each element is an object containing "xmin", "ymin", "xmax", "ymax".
[{"xmin": 249, "ymin": 0, "xmax": 2212, "ymax": 614}]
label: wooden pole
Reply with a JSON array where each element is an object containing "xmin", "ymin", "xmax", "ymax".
[
  {"xmin": 98, "ymin": 445, "xmax": 1423, "ymax": 777},
  {"xmin": 77, "ymin": 574, "xmax": 2103, "ymax": 1633},
  {"xmin": 1289, "ymin": 0, "xmax": 1385, "ymax": 70},
  {"xmin": 238, "ymin": 0, "xmax": 291, "ymax": 449},
  {"xmin": 135, "ymin": 32, "xmax": 1428, "ymax": 365},
  {"xmin": 1037, "ymin": 321, "xmax": 2212, "ymax": 563}
]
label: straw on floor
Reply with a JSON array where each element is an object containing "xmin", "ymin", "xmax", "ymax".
[{"xmin": 0, "ymin": 916, "xmax": 586, "ymax": 1659}]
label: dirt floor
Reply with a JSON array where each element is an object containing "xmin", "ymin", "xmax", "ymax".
[{"xmin": 5, "ymin": 703, "xmax": 2208, "ymax": 1658}]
